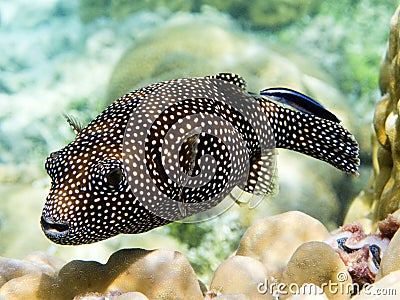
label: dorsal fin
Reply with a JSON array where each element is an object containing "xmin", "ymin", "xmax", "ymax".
[
  {"xmin": 260, "ymin": 87, "xmax": 340, "ymax": 123},
  {"xmin": 63, "ymin": 114, "xmax": 83, "ymax": 135},
  {"xmin": 206, "ymin": 73, "xmax": 247, "ymax": 90}
]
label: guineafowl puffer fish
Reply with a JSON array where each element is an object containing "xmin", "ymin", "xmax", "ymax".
[{"xmin": 41, "ymin": 73, "xmax": 360, "ymax": 245}]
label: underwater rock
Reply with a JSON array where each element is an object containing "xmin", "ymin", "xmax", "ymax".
[
  {"xmin": 281, "ymin": 241, "xmax": 352, "ymax": 300},
  {"xmin": 0, "ymin": 248, "xmax": 203, "ymax": 300},
  {"xmin": 346, "ymin": 5, "xmax": 400, "ymax": 225},
  {"xmin": 236, "ymin": 211, "xmax": 330, "ymax": 275}
]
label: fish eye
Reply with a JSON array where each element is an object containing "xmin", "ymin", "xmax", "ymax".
[{"xmin": 105, "ymin": 168, "xmax": 123, "ymax": 187}]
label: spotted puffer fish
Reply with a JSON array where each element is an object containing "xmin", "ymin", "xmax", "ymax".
[{"xmin": 41, "ymin": 73, "xmax": 360, "ymax": 245}]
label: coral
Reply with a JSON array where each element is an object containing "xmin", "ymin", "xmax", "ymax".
[
  {"xmin": 105, "ymin": 21, "xmax": 237, "ymax": 102},
  {"xmin": 346, "ymin": 5, "xmax": 400, "ymax": 226},
  {"xmin": 0, "ymin": 211, "xmax": 399, "ymax": 299},
  {"xmin": 325, "ymin": 222, "xmax": 392, "ymax": 285},
  {"xmin": 247, "ymin": 0, "xmax": 321, "ymax": 29},
  {"xmin": 212, "ymin": 212, "xmax": 350, "ymax": 299},
  {"xmin": 217, "ymin": 212, "xmax": 399, "ymax": 299},
  {"xmin": 78, "ymin": 0, "xmax": 321, "ymax": 28},
  {"xmin": 201, "ymin": 0, "xmax": 321, "ymax": 29},
  {"xmin": 209, "ymin": 256, "xmax": 270, "ymax": 299},
  {"xmin": 206, "ymin": 294, "xmax": 251, "ymax": 300},
  {"xmin": 0, "ymin": 252, "xmax": 63, "ymax": 287},
  {"xmin": 78, "ymin": 0, "xmax": 110, "ymax": 23},
  {"xmin": 78, "ymin": 0, "xmax": 192, "ymax": 22},
  {"xmin": 0, "ymin": 249, "xmax": 203, "ymax": 300},
  {"xmin": 352, "ymin": 270, "xmax": 400, "ymax": 299},
  {"xmin": 111, "ymin": 292, "xmax": 149, "ymax": 300},
  {"xmin": 377, "ymin": 224, "xmax": 400, "ymax": 279},
  {"xmin": 236, "ymin": 211, "xmax": 330, "ymax": 275},
  {"xmin": 282, "ymin": 242, "xmax": 352, "ymax": 300}
]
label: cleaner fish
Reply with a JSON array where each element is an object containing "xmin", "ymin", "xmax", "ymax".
[{"xmin": 41, "ymin": 73, "xmax": 359, "ymax": 245}]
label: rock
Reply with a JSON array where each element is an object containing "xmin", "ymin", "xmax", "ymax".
[{"xmin": 236, "ymin": 211, "xmax": 330, "ymax": 275}]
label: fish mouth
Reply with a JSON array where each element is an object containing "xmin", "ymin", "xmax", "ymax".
[{"xmin": 41, "ymin": 216, "xmax": 70, "ymax": 238}]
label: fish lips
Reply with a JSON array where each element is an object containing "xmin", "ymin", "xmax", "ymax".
[{"xmin": 41, "ymin": 215, "xmax": 70, "ymax": 241}]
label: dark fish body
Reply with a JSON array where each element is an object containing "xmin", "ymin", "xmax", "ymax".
[
  {"xmin": 260, "ymin": 87, "xmax": 341, "ymax": 123},
  {"xmin": 41, "ymin": 73, "xmax": 360, "ymax": 245}
]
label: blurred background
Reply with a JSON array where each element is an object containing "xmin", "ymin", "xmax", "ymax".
[{"xmin": 0, "ymin": 0, "xmax": 398, "ymax": 282}]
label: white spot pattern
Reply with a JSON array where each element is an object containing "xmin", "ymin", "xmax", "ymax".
[{"xmin": 41, "ymin": 73, "xmax": 359, "ymax": 245}]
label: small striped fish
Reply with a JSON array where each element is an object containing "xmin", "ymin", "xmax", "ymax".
[{"xmin": 41, "ymin": 73, "xmax": 359, "ymax": 245}]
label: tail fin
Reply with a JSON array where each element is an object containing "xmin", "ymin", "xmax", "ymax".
[{"xmin": 257, "ymin": 97, "xmax": 360, "ymax": 175}]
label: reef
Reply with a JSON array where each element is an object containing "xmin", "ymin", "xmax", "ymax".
[
  {"xmin": 78, "ymin": 0, "xmax": 320, "ymax": 28},
  {"xmin": 2, "ymin": 1, "xmax": 400, "ymax": 299},
  {"xmin": 345, "ymin": 5, "xmax": 400, "ymax": 228},
  {"xmin": 1, "ymin": 211, "xmax": 399, "ymax": 299},
  {"xmin": 0, "ymin": 249, "xmax": 204, "ymax": 299}
]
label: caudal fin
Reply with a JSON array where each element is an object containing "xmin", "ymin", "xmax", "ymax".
[{"xmin": 258, "ymin": 97, "xmax": 360, "ymax": 175}]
